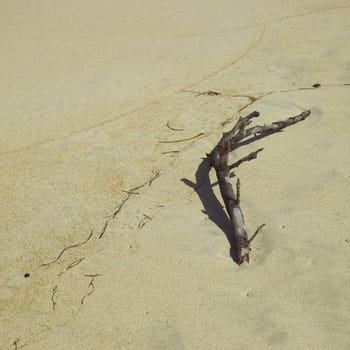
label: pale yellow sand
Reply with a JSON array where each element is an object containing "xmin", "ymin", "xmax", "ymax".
[{"xmin": 1, "ymin": 1, "xmax": 350, "ymax": 349}]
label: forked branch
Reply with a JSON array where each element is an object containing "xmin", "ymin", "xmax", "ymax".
[{"xmin": 209, "ymin": 110, "xmax": 311, "ymax": 264}]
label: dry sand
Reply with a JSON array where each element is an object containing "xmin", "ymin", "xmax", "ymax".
[{"xmin": 1, "ymin": 1, "xmax": 350, "ymax": 349}]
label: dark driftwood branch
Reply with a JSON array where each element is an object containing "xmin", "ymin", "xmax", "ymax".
[
  {"xmin": 210, "ymin": 110, "xmax": 310, "ymax": 265},
  {"xmin": 229, "ymin": 148, "xmax": 264, "ymax": 173}
]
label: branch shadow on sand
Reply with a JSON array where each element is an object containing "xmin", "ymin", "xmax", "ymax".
[{"xmin": 181, "ymin": 156, "xmax": 238, "ymax": 263}]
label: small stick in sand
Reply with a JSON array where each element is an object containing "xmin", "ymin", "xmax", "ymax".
[
  {"xmin": 166, "ymin": 121, "xmax": 184, "ymax": 131},
  {"xmin": 158, "ymin": 132, "xmax": 206, "ymax": 143},
  {"xmin": 209, "ymin": 110, "xmax": 311, "ymax": 264}
]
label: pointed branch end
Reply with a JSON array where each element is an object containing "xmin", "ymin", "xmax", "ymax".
[
  {"xmin": 302, "ymin": 110, "xmax": 311, "ymax": 118},
  {"xmin": 238, "ymin": 254, "xmax": 250, "ymax": 265},
  {"xmin": 247, "ymin": 111, "xmax": 260, "ymax": 119}
]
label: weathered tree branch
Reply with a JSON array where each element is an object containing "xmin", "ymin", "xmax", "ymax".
[
  {"xmin": 209, "ymin": 110, "xmax": 311, "ymax": 264},
  {"xmin": 229, "ymin": 148, "xmax": 264, "ymax": 173}
]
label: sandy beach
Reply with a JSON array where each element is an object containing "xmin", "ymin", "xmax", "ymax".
[{"xmin": 1, "ymin": 1, "xmax": 350, "ymax": 349}]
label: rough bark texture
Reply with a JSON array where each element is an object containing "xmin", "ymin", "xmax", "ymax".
[{"xmin": 210, "ymin": 110, "xmax": 311, "ymax": 264}]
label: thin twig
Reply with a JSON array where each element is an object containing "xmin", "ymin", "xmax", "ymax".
[
  {"xmin": 13, "ymin": 338, "xmax": 20, "ymax": 350},
  {"xmin": 149, "ymin": 169, "xmax": 161, "ymax": 186},
  {"xmin": 112, "ymin": 196, "xmax": 130, "ymax": 219},
  {"xmin": 66, "ymin": 257, "xmax": 85, "ymax": 270},
  {"xmin": 221, "ymin": 97, "xmax": 260, "ymax": 126},
  {"xmin": 98, "ymin": 220, "xmax": 109, "ymax": 239},
  {"xmin": 80, "ymin": 274, "xmax": 102, "ymax": 305},
  {"xmin": 166, "ymin": 121, "xmax": 184, "ymax": 131},
  {"xmin": 195, "ymin": 90, "xmax": 221, "ymax": 97},
  {"xmin": 161, "ymin": 151, "xmax": 180, "ymax": 157},
  {"xmin": 51, "ymin": 285, "xmax": 58, "ymax": 311},
  {"xmin": 101, "ymin": 170, "xmax": 161, "ymax": 238},
  {"xmin": 248, "ymin": 223, "xmax": 265, "ymax": 244},
  {"xmin": 40, "ymin": 231, "xmax": 93, "ymax": 267},
  {"xmin": 128, "ymin": 169, "xmax": 161, "ymax": 191},
  {"xmin": 122, "ymin": 190, "xmax": 140, "ymax": 195},
  {"xmin": 57, "ymin": 257, "xmax": 86, "ymax": 277},
  {"xmin": 158, "ymin": 133, "xmax": 206, "ymax": 143},
  {"xmin": 138, "ymin": 213, "xmax": 153, "ymax": 229},
  {"xmin": 229, "ymin": 148, "xmax": 264, "ymax": 170},
  {"xmin": 161, "ymin": 150, "xmax": 180, "ymax": 155}
]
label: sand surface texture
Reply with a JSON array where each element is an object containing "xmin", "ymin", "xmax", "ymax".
[{"xmin": 1, "ymin": 1, "xmax": 350, "ymax": 349}]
